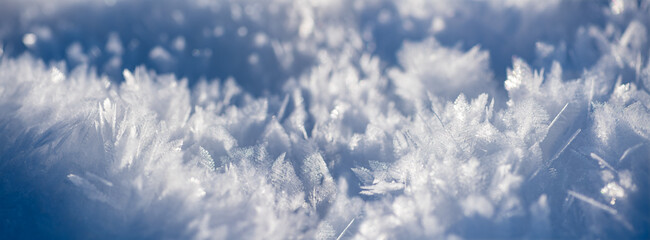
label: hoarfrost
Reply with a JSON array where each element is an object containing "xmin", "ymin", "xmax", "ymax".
[{"xmin": 1, "ymin": 0, "xmax": 649, "ymax": 239}]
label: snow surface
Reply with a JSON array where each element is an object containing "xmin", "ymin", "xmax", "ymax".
[{"xmin": 1, "ymin": 0, "xmax": 649, "ymax": 239}]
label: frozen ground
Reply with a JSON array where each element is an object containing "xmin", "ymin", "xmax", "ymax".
[{"xmin": 0, "ymin": 0, "xmax": 649, "ymax": 239}]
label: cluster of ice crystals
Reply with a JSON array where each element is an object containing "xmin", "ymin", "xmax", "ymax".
[{"xmin": 1, "ymin": 0, "xmax": 649, "ymax": 239}]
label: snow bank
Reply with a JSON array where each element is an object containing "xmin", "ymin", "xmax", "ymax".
[{"xmin": 1, "ymin": 0, "xmax": 649, "ymax": 239}]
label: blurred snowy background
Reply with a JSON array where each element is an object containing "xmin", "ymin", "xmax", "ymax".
[{"xmin": 0, "ymin": 0, "xmax": 649, "ymax": 239}]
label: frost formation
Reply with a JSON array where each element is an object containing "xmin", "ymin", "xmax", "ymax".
[{"xmin": 1, "ymin": 0, "xmax": 649, "ymax": 239}]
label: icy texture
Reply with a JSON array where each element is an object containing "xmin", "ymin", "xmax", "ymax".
[{"xmin": 1, "ymin": 0, "xmax": 650, "ymax": 239}]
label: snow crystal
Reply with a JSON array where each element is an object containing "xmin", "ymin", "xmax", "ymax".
[{"xmin": 1, "ymin": 0, "xmax": 649, "ymax": 239}]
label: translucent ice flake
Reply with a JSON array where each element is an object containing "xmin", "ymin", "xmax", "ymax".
[
  {"xmin": 301, "ymin": 153, "xmax": 336, "ymax": 207},
  {"xmin": 359, "ymin": 181, "xmax": 404, "ymax": 196},
  {"xmin": 198, "ymin": 146, "xmax": 215, "ymax": 171},
  {"xmin": 67, "ymin": 173, "xmax": 110, "ymax": 205}
]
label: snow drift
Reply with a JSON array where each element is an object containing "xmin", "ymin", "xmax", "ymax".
[{"xmin": 1, "ymin": 0, "xmax": 649, "ymax": 239}]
